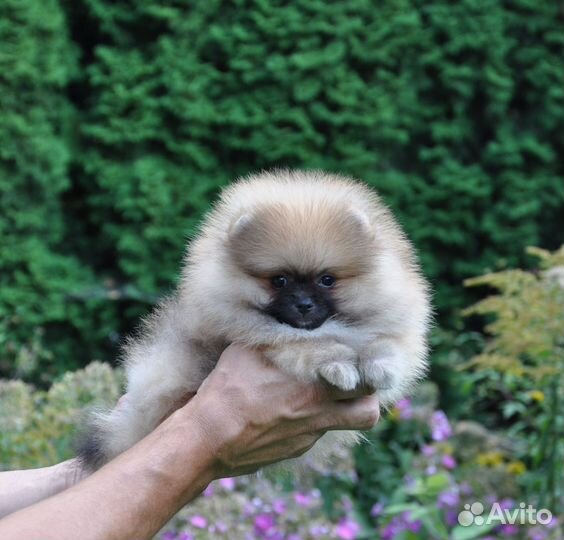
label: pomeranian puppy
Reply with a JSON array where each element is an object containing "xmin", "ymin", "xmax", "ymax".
[{"xmin": 79, "ymin": 170, "xmax": 431, "ymax": 469}]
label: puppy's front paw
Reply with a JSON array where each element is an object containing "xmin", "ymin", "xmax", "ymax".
[
  {"xmin": 360, "ymin": 358, "xmax": 397, "ymax": 392},
  {"xmin": 316, "ymin": 344, "xmax": 359, "ymax": 391},
  {"xmin": 319, "ymin": 361, "xmax": 360, "ymax": 391}
]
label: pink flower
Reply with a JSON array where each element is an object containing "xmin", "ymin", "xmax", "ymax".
[
  {"xmin": 294, "ymin": 491, "xmax": 314, "ymax": 507},
  {"xmin": 430, "ymin": 410, "xmax": 452, "ymax": 441},
  {"xmin": 441, "ymin": 454, "xmax": 457, "ymax": 469},
  {"xmin": 499, "ymin": 498, "xmax": 515, "ymax": 511},
  {"xmin": 178, "ymin": 533, "xmax": 194, "ymax": 540},
  {"xmin": 437, "ymin": 488, "xmax": 459, "ymax": 509},
  {"xmin": 500, "ymin": 524, "xmax": 519, "ymax": 536},
  {"xmin": 396, "ymin": 398, "xmax": 414, "ymax": 420},
  {"xmin": 215, "ymin": 521, "xmax": 228, "ymax": 534},
  {"xmin": 219, "ymin": 477, "xmax": 236, "ymax": 491},
  {"xmin": 190, "ymin": 515, "xmax": 207, "ymax": 529},
  {"xmin": 310, "ymin": 525, "xmax": 330, "ymax": 538},
  {"xmin": 272, "ymin": 498, "xmax": 287, "ymax": 514},
  {"xmin": 335, "ymin": 518, "xmax": 361, "ymax": 540},
  {"xmin": 254, "ymin": 513, "xmax": 276, "ymax": 536},
  {"xmin": 421, "ymin": 444, "xmax": 435, "ymax": 457},
  {"xmin": 202, "ymin": 483, "xmax": 214, "ymax": 497},
  {"xmin": 370, "ymin": 502, "xmax": 384, "ymax": 517}
]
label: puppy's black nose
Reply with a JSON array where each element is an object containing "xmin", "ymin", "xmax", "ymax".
[{"xmin": 296, "ymin": 298, "xmax": 314, "ymax": 315}]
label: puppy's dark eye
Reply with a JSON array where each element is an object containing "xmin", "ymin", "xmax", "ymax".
[
  {"xmin": 271, "ymin": 275, "xmax": 288, "ymax": 288},
  {"xmin": 318, "ymin": 274, "xmax": 336, "ymax": 288}
]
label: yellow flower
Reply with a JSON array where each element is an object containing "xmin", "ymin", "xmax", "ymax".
[
  {"xmin": 476, "ymin": 451, "xmax": 505, "ymax": 467},
  {"xmin": 528, "ymin": 390, "xmax": 545, "ymax": 403},
  {"xmin": 506, "ymin": 461, "xmax": 526, "ymax": 475}
]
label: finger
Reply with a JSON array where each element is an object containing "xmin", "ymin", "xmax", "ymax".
[
  {"xmin": 318, "ymin": 395, "xmax": 380, "ymax": 431},
  {"xmin": 315, "ymin": 380, "xmax": 375, "ymax": 402}
]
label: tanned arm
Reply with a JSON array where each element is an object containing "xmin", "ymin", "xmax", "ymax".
[{"xmin": 0, "ymin": 345, "xmax": 379, "ymax": 540}]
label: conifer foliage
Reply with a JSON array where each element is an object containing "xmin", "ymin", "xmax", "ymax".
[{"xmin": 1, "ymin": 0, "xmax": 563, "ymax": 381}]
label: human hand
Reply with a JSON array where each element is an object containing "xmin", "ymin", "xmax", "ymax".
[{"xmin": 184, "ymin": 344, "xmax": 380, "ymax": 478}]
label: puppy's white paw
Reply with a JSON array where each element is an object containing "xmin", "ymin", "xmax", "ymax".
[
  {"xmin": 319, "ymin": 362, "xmax": 360, "ymax": 391},
  {"xmin": 360, "ymin": 358, "xmax": 397, "ymax": 392}
]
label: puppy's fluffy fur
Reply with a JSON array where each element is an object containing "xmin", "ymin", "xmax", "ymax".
[{"xmin": 79, "ymin": 170, "xmax": 431, "ymax": 469}]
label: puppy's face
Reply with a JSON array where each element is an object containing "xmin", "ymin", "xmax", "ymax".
[
  {"xmin": 265, "ymin": 272, "xmax": 337, "ymax": 330},
  {"xmin": 227, "ymin": 202, "xmax": 374, "ymax": 330}
]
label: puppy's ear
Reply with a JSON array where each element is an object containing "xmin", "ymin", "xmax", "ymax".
[
  {"xmin": 349, "ymin": 209, "xmax": 371, "ymax": 232},
  {"xmin": 346, "ymin": 208, "xmax": 374, "ymax": 240},
  {"xmin": 228, "ymin": 214, "xmax": 253, "ymax": 241}
]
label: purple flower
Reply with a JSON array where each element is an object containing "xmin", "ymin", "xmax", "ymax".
[
  {"xmin": 425, "ymin": 465, "xmax": 438, "ymax": 475},
  {"xmin": 381, "ymin": 511, "xmax": 422, "ymax": 539},
  {"xmin": 459, "ymin": 482, "xmax": 473, "ymax": 495},
  {"xmin": 272, "ymin": 498, "xmax": 287, "ymax": 514},
  {"xmin": 485, "ymin": 494, "xmax": 497, "ymax": 505},
  {"xmin": 243, "ymin": 501, "xmax": 255, "ymax": 516},
  {"xmin": 287, "ymin": 535, "xmax": 303, "ymax": 540},
  {"xmin": 309, "ymin": 525, "xmax": 330, "ymax": 538},
  {"xmin": 202, "ymin": 483, "xmax": 214, "ymax": 497},
  {"xmin": 254, "ymin": 513, "xmax": 276, "ymax": 536},
  {"xmin": 445, "ymin": 509, "xmax": 459, "ymax": 526},
  {"xmin": 178, "ymin": 533, "xmax": 195, "ymax": 540},
  {"xmin": 335, "ymin": 518, "xmax": 361, "ymax": 540},
  {"xmin": 190, "ymin": 515, "xmax": 207, "ymax": 529},
  {"xmin": 437, "ymin": 488, "xmax": 459, "ymax": 509},
  {"xmin": 400, "ymin": 511, "xmax": 422, "ymax": 533},
  {"xmin": 294, "ymin": 491, "xmax": 314, "ymax": 507},
  {"xmin": 381, "ymin": 516, "xmax": 404, "ymax": 540},
  {"xmin": 161, "ymin": 532, "xmax": 176, "ymax": 540},
  {"xmin": 441, "ymin": 454, "xmax": 457, "ymax": 469},
  {"xmin": 396, "ymin": 398, "xmax": 414, "ymax": 420},
  {"xmin": 499, "ymin": 499, "xmax": 515, "ymax": 511},
  {"xmin": 219, "ymin": 477, "xmax": 236, "ymax": 491},
  {"xmin": 421, "ymin": 444, "xmax": 435, "ymax": 457},
  {"xmin": 215, "ymin": 521, "xmax": 228, "ymax": 534},
  {"xmin": 430, "ymin": 410, "xmax": 452, "ymax": 441},
  {"xmin": 500, "ymin": 524, "xmax": 519, "ymax": 536},
  {"xmin": 370, "ymin": 502, "xmax": 384, "ymax": 517}
]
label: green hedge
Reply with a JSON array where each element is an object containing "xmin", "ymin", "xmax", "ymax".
[{"xmin": 1, "ymin": 0, "xmax": 563, "ymax": 382}]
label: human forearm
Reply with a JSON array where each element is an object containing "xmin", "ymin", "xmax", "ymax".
[
  {"xmin": 0, "ymin": 406, "xmax": 215, "ymax": 540},
  {"xmin": 0, "ymin": 345, "xmax": 379, "ymax": 540},
  {"xmin": 0, "ymin": 459, "xmax": 87, "ymax": 519}
]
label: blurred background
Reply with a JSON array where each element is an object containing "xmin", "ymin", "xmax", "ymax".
[{"xmin": 0, "ymin": 1, "xmax": 562, "ymax": 539}]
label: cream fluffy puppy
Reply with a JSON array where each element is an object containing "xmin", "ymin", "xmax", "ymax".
[{"xmin": 79, "ymin": 170, "xmax": 431, "ymax": 469}]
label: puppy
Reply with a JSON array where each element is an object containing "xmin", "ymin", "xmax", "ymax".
[{"xmin": 79, "ymin": 170, "xmax": 431, "ymax": 469}]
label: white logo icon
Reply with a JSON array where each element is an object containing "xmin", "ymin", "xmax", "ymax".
[
  {"xmin": 458, "ymin": 501, "xmax": 553, "ymax": 527},
  {"xmin": 458, "ymin": 502, "xmax": 484, "ymax": 526}
]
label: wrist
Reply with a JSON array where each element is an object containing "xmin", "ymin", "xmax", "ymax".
[
  {"xmin": 178, "ymin": 391, "xmax": 246, "ymax": 481},
  {"xmin": 145, "ymin": 402, "xmax": 219, "ymax": 495},
  {"xmin": 55, "ymin": 459, "xmax": 90, "ymax": 490}
]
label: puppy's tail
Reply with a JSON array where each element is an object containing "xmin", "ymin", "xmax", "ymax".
[
  {"xmin": 75, "ymin": 404, "xmax": 145, "ymax": 471},
  {"xmin": 75, "ymin": 412, "xmax": 110, "ymax": 471}
]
